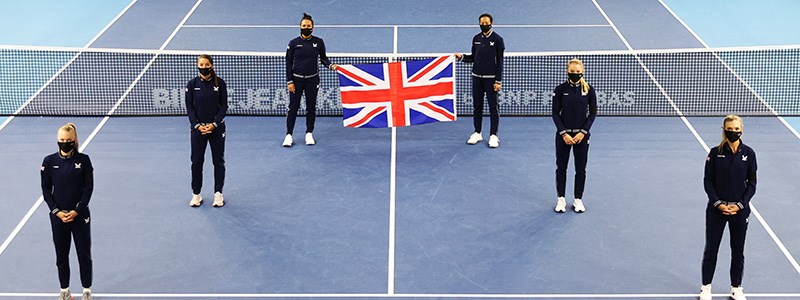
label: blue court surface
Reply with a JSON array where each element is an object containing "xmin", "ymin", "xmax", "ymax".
[{"xmin": 2, "ymin": 0, "xmax": 800, "ymax": 299}]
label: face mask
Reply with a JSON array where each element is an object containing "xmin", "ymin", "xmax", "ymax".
[
  {"xmin": 724, "ymin": 130, "xmax": 741, "ymax": 143},
  {"xmin": 568, "ymin": 73, "xmax": 583, "ymax": 82},
  {"xmin": 480, "ymin": 24, "xmax": 492, "ymax": 33},
  {"xmin": 300, "ymin": 28, "xmax": 313, "ymax": 36},
  {"xmin": 58, "ymin": 141, "xmax": 75, "ymax": 153},
  {"xmin": 198, "ymin": 67, "xmax": 212, "ymax": 76}
]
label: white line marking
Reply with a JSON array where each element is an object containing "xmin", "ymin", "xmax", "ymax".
[
  {"xmin": 181, "ymin": 24, "xmax": 612, "ymax": 28},
  {"xmin": 85, "ymin": 0, "xmax": 139, "ymax": 48},
  {"xmin": 0, "ymin": 0, "xmax": 140, "ymax": 132},
  {"xmin": 0, "ymin": 0, "xmax": 203, "ymax": 259},
  {"xmin": 2, "ymin": 292, "xmax": 800, "ymax": 298},
  {"xmin": 659, "ymin": 0, "xmax": 800, "ymax": 276},
  {"xmin": 387, "ymin": 33, "xmax": 398, "ymax": 294}
]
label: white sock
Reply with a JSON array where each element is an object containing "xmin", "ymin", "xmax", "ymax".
[
  {"xmin": 61, "ymin": 288, "xmax": 69, "ymax": 292},
  {"xmin": 83, "ymin": 288, "xmax": 91, "ymax": 293}
]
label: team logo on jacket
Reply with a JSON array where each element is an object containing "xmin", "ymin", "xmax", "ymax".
[
  {"xmin": 213, "ymin": 86, "xmax": 219, "ymax": 92},
  {"xmin": 85, "ymin": 217, "xmax": 90, "ymax": 224},
  {"xmin": 490, "ymin": 42, "xmax": 495, "ymax": 46},
  {"xmin": 742, "ymin": 155, "xmax": 748, "ymax": 161},
  {"xmin": 74, "ymin": 163, "xmax": 81, "ymax": 169},
  {"xmin": 40, "ymin": 166, "xmax": 45, "ymax": 171},
  {"xmin": 313, "ymin": 43, "xmax": 318, "ymax": 47}
]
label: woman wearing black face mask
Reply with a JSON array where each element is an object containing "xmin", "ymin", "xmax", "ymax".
[
  {"xmin": 41, "ymin": 123, "xmax": 94, "ymax": 300},
  {"xmin": 186, "ymin": 54, "xmax": 228, "ymax": 207},
  {"xmin": 454, "ymin": 12, "xmax": 505, "ymax": 148},
  {"xmin": 699, "ymin": 115, "xmax": 757, "ymax": 300},
  {"xmin": 552, "ymin": 58, "xmax": 596, "ymax": 213},
  {"xmin": 284, "ymin": 13, "xmax": 337, "ymax": 147}
]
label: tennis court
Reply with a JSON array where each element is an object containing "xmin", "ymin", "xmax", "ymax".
[{"xmin": 1, "ymin": 0, "xmax": 800, "ymax": 298}]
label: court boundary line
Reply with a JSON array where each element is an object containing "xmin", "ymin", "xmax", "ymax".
[
  {"xmin": 0, "ymin": 0, "xmax": 139, "ymax": 134},
  {"xmin": 2, "ymin": 292, "xmax": 800, "ymax": 298},
  {"xmin": 658, "ymin": 0, "xmax": 800, "ymax": 276},
  {"xmin": 657, "ymin": 0, "xmax": 800, "ymax": 141},
  {"xmin": 0, "ymin": 0, "xmax": 141, "ymax": 258},
  {"xmin": 0, "ymin": 0, "xmax": 202, "ymax": 259},
  {"xmin": 386, "ymin": 25, "xmax": 399, "ymax": 295},
  {"xmin": 182, "ymin": 24, "xmax": 612, "ymax": 28}
]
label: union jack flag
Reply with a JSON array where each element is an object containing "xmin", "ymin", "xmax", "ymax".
[{"xmin": 336, "ymin": 56, "xmax": 456, "ymax": 128}]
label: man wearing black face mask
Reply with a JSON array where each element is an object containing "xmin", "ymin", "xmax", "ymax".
[
  {"xmin": 455, "ymin": 12, "xmax": 505, "ymax": 148},
  {"xmin": 700, "ymin": 115, "xmax": 757, "ymax": 300},
  {"xmin": 41, "ymin": 123, "xmax": 95, "ymax": 300},
  {"xmin": 284, "ymin": 13, "xmax": 337, "ymax": 147}
]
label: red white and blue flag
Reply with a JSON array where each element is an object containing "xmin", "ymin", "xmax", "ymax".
[{"xmin": 336, "ymin": 56, "xmax": 456, "ymax": 128}]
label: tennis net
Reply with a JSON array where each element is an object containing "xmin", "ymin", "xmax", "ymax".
[{"xmin": 1, "ymin": 45, "xmax": 798, "ymax": 117}]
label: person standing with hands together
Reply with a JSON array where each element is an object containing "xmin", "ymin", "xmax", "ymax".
[
  {"xmin": 284, "ymin": 13, "xmax": 337, "ymax": 147},
  {"xmin": 41, "ymin": 123, "xmax": 94, "ymax": 300},
  {"xmin": 699, "ymin": 115, "xmax": 757, "ymax": 300},
  {"xmin": 186, "ymin": 54, "xmax": 228, "ymax": 207},
  {"xmin": 455, "ymin": 12, "xmax": 505, "ymax": 148},
  {"xmin": 552, "ymin": 59, "xmax": 597, "ymax": 213}
]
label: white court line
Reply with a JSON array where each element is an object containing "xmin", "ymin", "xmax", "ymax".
[
  {"xmin": 0, "ymin": 0, "xmax": 139, "ymax": 133},
  {"xmin": 657, "ymin": 0, "xmax": 800, "ymax": 141},
  {"xmin": 3, "ymin": 292, "xmax": 800, "ymax": 298},
  {"xmin": 182, "ymin": 24, "xmax": 612, "ymax": 28},
  {"xmin": 0, "ymin": 0, "xmax": 140, "ymax": 258},
  {"xmin": 386, "ymin": 25, "xmax": 399, "ymax": 295},
  {"xmin": 659, "ymin": 0, "xmax": 800, "ymax": 277},
  {"xmin": 0, "ymin": 0, "xmax": 202, "ymax": 259}
]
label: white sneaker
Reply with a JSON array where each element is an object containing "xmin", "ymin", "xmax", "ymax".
[
  {"xmin": 466, "ymin": 132, "xmax": 483, "ymax": 145},
  {"xmin": 58, "ymin": 289, "xmax": 73, "ymax": 300},
  {"xmin": 731, "ymin": 286, "xmax": 746, "ymax": 300},
  {"xmin": 282, "ymin": 134, "xmax": 293, "ymax": 147},
  {"xmin": 305, "ymin": 132, "xmax": 315, "ymax": 145},
  {"xmin": 573, "ymin": 198, "xmax": 586, "ymax": 213},
  {"xmin": 488, "ymin": 134, "xmax": 499, "ymax": 148},
  {"xmin": 699, "ymin": 284, "xmax": 711, "ymax": 300},
  {"xmin": 189, "ymin": 194, "xmax": 203, "ymax": 207},
  {"xmin": 82, "ymin": 288, "xmax": 92, "ymax": 300},
  {"xmin": 555, "ymin": 197, "xmax": 567, "ymax": 213},
  {"xmin": 213, "ymin": 192, "xmax": 224, "ymax": 207}
]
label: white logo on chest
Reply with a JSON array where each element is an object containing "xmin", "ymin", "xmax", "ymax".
[
  {"xmin": 742, "ymin": 155, "xmax": 748, "ymax": 161},
  {"xmin": 490, "ymin": 42, "xmax": 495, "ymax": 46},
  {"xmin": 313, "ymin": 43, "xmax": 318, "ymax": 48},
  {"xmin": 74, "ymin": 163, "xmax": 81, "ymax": 169},
  {"xmin": 213, "ymin": 86, "xmax": 219, "ymax": 92}
]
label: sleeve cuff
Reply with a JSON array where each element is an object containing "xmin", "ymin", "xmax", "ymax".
[
  {"xmin": 212, "ymin": 122, "xmax": 218, "ymax": 128},
  {"xmin": 194, "ymin": 124, "xmax": 201, "ymax": 129},
  {"xmin": 713, "ymin": 200, "xmax": 724, "ymax": 207},
  {"xmin": 495, "ymin": 81, "xmax": 501, "ymax": 84},
  {"xmin": 558, "ymin": 130, "xmax": 567, "ymax": 136},
  {"xmin": 51, "ymin": 208, "xmax": 60, "ymax": 215},
  {"xmin": 736, "ymin": 202, "xmax": 745, "ymax": 210},
  {"xmin": 580, "ymin": 129, "xmax": 588, "ymax": 134},
  {"xmin": 287, "ymin": 80, "xmax": 293, "ymax": 84}
]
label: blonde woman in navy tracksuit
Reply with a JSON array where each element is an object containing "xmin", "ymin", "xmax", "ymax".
[
  {"xmin": 41, "ymin": 123, "xmax": 94, "ymax": 300},
  {"xmin": 699, "ymin": 115, "xmax": 757, "ymax": 300},
  {"xmin": 552, "ymin": 59, "xmax": 596, "ymax": 213}
]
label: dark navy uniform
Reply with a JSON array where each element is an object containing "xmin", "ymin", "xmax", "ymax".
[
  {"xmin": 459, "ymin": 30, "xmax": 505, "ymax": 135},
  {"xmin": 41, "ymin": 152, "xmax": 94, "ymax": 289},
  {"xmin": 285, "ymin": 35, "xmax": 332, "ymax": 135},
  {"xmin": 702, "ymin": 142, "xmax": 757, "ymax": 287},
  {"xmin": 186, "ymin": 75, "xmax": 228, "ymax": 195},
  {"xmin": 552, "ymin": 80, "xmax": 597, "ymax": 199}
]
